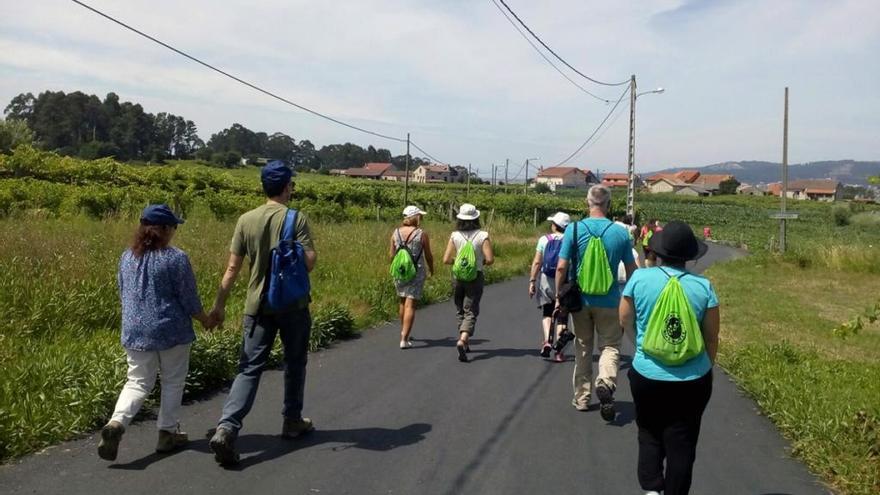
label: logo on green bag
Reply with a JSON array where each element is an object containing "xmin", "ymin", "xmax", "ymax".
[{"xmin": 663, "ymin": 313, "xmax": 685, "ymax": 345}]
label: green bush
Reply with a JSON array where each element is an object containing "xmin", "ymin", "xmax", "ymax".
[{"xmin": 833, "ymin": 204, "xmax": 852, "ymax": 226}]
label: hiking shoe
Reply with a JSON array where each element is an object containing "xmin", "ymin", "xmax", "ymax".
[
  {"xmin": 554, "ymin": 350, "xmax": 565, "ymax": 363},
  {"xmin": 595, "ymin": 383, "xmax": 616, "ymax": 421},
  {"xmin": 209, "ymin": 426, "xmax": 239, "ymax": 466},
  {"xmin": 156, "ymin": 428, "xmax": 188, "ymax": 453},
  {"xmin": 456, "ymin": 342, "xmax": 469, "ymax": 362},
  {"xmin": 571, "ymin": 398, "xmax": 589, "ymax": 412},
  {"xmin": 540, "ymin": 341, "xmax": 552, "ymax": 358},
  {"xmin": 281, "ymin": 417, "xmax": 315, "ymax": 439},
  {"xmin": 97, "ymin": 421, "xmax": 125, "ymax": 461}
]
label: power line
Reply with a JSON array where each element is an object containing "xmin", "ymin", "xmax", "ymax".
[
  {"xmin": 410, "ymin": 141, "xmax": 449, "ymax": 165},
  {"xmin": 70, "ymin": 0, "xmax": 407, "ymax": 144},
  {"xmin": 488, "ymin": 0, "xmax": 611, "ymax": 103},
  {"xmin": 552, "ymin": 86, "xmax": 629, "ymax": 167},
  {"xmin": 497, "ymin": 0, "xmax": 629, "ymax": 87}
]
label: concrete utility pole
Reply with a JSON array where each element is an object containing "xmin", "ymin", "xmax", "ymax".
[
  {"xmin": 404, "ymin": 132, "xmax": 411, "ymax": 207},
  {"xmin": 780, "ymin": 87, "xmax": 789, "ymax": 253},
  {"xmin": 627, "ymin": 74, "xmax": 637, "ymax": 218},
  {"xmin": 505, "ymin": 158, "xmax": 509, "ymax": 193},
  {"xmin": 466, "ymin": 163, "xmax": 471, "ymax": 197},
  {"xmin": 524, "ymin": 158, "xmax": 538, "ymax": 194}
]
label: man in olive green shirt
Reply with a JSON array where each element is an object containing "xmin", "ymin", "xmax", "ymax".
[{"xmin": 208, "ymin": 161, "xmax": 317, "ymax": 466}]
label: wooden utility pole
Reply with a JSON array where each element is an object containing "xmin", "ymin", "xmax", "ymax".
[
  {"xmin": 780, "ymin": 87, "xmax": 789, "ymax": 253},
  {"xmin": 404, "ymin": 132, "xmax": 411, "ymax": 207},
  {"xmin": 626, "ymin": 74, "xmax": 637, "ymax": 218}
]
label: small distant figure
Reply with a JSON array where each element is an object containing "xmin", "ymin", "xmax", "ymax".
[
  {"xmin": 443, "ymin": 203, "xmax": 494, "ymax": 363},
  {"xmin": 389, "ymin": 205, "xmax": 434, "ymax": 349},
  {"xmin": 528, "ymin": 211, "xmax": 571, "ymax": 362},
  {"xmin": 641, "ymin": 219, "xmax": 659, "ymax": 267},
  {"xmin": 98, "ymin": 204, "xmax": 214, "ymax": 462},
  {"xmin": 703, "ymin": 226, "xmax": 712, "ymax": 240}
]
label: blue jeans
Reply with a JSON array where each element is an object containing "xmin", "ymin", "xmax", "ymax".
[{"xmin": 218, "ymin": 309, "xmax": 311, "ymax": 434}]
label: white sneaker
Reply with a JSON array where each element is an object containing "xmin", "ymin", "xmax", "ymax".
[
  {"xmin": 399, "ymin": 340, "xmax": 413, "ymax": 349},
  {"xmin": 645, "ymin": 491, "xmax": 662, "ymax": 495}
]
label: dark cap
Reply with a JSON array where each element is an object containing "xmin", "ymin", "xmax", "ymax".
[
  {"xmin": 648, "ymin": 221, "xmax": 708, "ymax": 262},
  {"xmin": 140, "ymin": 204, "xmax": 185, "ymax": 226},
  {"xmin": 261, "ymin": 160, "xmax": 295, "ymax": 188}
]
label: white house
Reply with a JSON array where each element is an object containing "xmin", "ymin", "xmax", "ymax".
[{"xmin": 534, "ymin": 167, "xmax": 599, "ymax": 192}]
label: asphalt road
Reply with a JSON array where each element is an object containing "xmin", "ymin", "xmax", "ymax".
[{"xmin": 0, "ymin": 244, "xmax": 830, "ymax": 494}]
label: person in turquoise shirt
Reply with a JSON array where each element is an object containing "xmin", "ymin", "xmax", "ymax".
[
  {"xmin": 556, "ymin": 185, "xmax": 637, "ymax": 420},
  {"xmin": 620, "ymin": 221, "xmax": 720, "ymax": 495}
]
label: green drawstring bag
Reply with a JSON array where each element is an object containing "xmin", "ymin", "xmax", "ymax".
[
  {"xmin": 452, "ymin": 232, "xmax": 478, "ymax": 282},
  {"xmin": 642, "ymin": 269, "xmax": 704, "ymax": 366},
  {"xmin": 577, "ymin": 223, "xmax": 615, "ymax": 295},
  {"xmin": 389, "ymin": 229, "xmax": 419, "ymax": 283}
]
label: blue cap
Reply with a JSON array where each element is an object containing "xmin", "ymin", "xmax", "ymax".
[
  {"xmin": 261, "ymin": 160, "xmax": 294, "ymax": 188},
  {"xmin": 140, "ymin": 204, "xmax": 185, "ymax": 226}
]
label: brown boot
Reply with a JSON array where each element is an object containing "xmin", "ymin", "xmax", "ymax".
[
  {"xmin": 156, "ymin": 428, "xmax": 189, "ymax": 453},
  {"xmin": 281, "ymin": 417, "xmax": 314, "ymax": 439},
  {"xmin": 98, "ymin": 421, "xmax": 125, "ymax": 461}
]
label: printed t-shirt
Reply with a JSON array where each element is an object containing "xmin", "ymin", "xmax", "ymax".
[
  {"xmin": 558, "ymin": 218, "xmax": 635, "ymax": 308},
  {"xmin": 230, "ymin": 202, "xmax": 314, "ymax": 315},
  {"xmin": 622, "ymin": 266, "xmax": 718, "ymax": 381}
]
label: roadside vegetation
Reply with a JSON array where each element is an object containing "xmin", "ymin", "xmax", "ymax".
[{"xmin": 1, "ymin": 148, "xmax": 878, "ymax": 495}]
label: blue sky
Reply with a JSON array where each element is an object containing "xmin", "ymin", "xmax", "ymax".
[{"xmin": 1, "ymin": 0, "xmax": 878, "ymax": 177}]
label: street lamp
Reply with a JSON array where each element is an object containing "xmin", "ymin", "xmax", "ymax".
[
  {"xmin": 525, "ymin": 157, "xmax": 538, "ymax": 193},
  {"xmin": 627, "ymin": 76, "xmax": 665, "ymax": 218}
]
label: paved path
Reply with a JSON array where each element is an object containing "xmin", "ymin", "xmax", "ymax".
[{"xmin": 1, "ymin": 244, "xmax": 829, "ymax": 494}]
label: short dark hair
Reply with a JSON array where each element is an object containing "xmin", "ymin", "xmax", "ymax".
[
  {"xmin": 263, "ymin": 180, "xmax": 289, "ymax": 198},
  {"xmin": 456, "ymin": 218, "xmax": 481, "ymax": 232},
  {"xmin": 623, "ymin": 214, "xmax": 633, "ymax": 225}
]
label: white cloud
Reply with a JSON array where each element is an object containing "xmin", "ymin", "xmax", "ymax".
[{"xmin": 1, "ymin": 0, "xmax": 878, "ymax": 171}]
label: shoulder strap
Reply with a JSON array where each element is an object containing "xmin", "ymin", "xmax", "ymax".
[
  {"xmin": 657, "ymin": 266, "xmax": 688, "ymax": 280},
  {"xmin": 599, "ymin": 221, "xmax": 614, "ymax": 237},
  {"xmin": 281, "ymin": 209, "xmax": 297, "ymax": 242},
  {"xmin": 582, "ymin": 220, "xmax": 594, "ymax": 238}
]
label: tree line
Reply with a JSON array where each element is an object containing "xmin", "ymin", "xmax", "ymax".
[{"xmin": 2, "ymin": 90, "xmax": 430, "ymax": 170}]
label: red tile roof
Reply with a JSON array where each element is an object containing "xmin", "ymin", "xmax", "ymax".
[
  {"xmin": 790, "ymin": 179, "xmax": 840, "ymax": 195},
  {"xmin": 601, "ymin": 173, "xmax": 630, "ymax": 180},
  {"xmin": 692, "ymin": 174, "xmax": 735, "ymax": 189},
  {"xmin": 363, "ymin": 162, "xmax": 393, "ymax": 173},
  {"xmin": 536, "ymin": 166, "xmax": 585, "ymax": 178}
]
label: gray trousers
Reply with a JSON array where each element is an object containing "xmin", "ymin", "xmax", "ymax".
[
  {"xmin": 453, "ymin": 272, "xmax": 484, "ymax": 335},
  {"xmin": 218, "ymin": 308, "xmax": 311, "ymax": 434}
]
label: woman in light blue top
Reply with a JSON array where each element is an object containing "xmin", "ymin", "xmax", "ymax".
[
  {"xmin": 98, "ymin": 205, "xmax": 213, "ymax": 462},
  {"xmin": 620, "ymin": 221, "xmax": 720, "ymax": 495}
]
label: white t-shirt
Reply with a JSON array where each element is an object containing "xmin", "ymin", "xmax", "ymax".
[{"xmin": 452, "ymin": 230, "xmax": 490, "ymax": 271}]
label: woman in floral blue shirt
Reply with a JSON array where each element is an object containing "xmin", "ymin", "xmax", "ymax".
[{"xmin": 98, "ymin": 205, "xmax": 212, "ymax": 462}]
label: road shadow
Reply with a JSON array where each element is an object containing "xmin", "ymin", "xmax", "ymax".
[
  {"xmin": 606, "ymin": 400, "xmax": 635, "ymax": 427},
  {"xmin": 110, "ymin": 423, "xmax": 432, "ymax": 471},
  {"xmin": 410, "ymin": 337, "xmax": 489, "ymax": 349}
]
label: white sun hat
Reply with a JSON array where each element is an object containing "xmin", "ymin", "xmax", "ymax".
[
  {"xmin": 456, "ymin": 203, "xmax": 480, "ymax": 220},
  {"xmin": 546, "ymin": 212, "xmax": 571, "ymax": 228},
  {"xmin": 403, "ymin": 205, "xmax": 427, "ymax": 218}
]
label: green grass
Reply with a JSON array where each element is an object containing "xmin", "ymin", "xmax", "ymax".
[
  {"xmin": 707, "ymin": 255, "xmax": 880, "ymax": 495},
  {"xmin": 0, "ymin": 213, "xmax": 538, "ymax": 460}
]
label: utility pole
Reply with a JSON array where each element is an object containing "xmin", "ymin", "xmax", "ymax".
[
  {"xmin": 505, "ymin": 158, "xmax": 509, "ymax": 194},
  {"xmin": 467, "ymin": 163, "xmax": 471, "ymax": 197},
  {"xmin": 780, "ymin": 87, "xmax": 789, "ymax": 253},
  {"xmin": 491, "ymin": 163, "xmax": 495, "ymax": 187},
  {"xmin": 627, "ymin": 74, "xmax": 637, "ymax": 218},
  {"xmin": 404, "ymin": 133, "xmax": 411, "ymax": 207},
  {"xmin": 524, "ymin": 159, "xmax": 529, "ymax": 194}
]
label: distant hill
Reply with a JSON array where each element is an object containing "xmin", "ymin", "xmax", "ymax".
[{"xmin": 651, "ymin": 160, "xmax": 880, "ymax": 186}]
